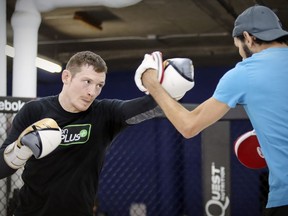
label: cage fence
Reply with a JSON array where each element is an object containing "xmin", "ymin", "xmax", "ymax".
[{"xmin": 0, "ymin": 98, "xmax": 268, "ymax": 216}]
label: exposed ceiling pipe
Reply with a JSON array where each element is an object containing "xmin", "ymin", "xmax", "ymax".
[
  {"xmin": 0, "ymin": 0, "xmax": 7, "ymax": 96},
  {"xmin": 37, "ymin": 32, "xmax": 230, "ymax": 45},
  {"xmin": 11, "ymin": 0, "xmax": 41, "ymax": 97},
  {"xmin": 11, "ymin": 0, "xmax": 142, "ymax": 97},
  {"xmin": 34, "ymin": 0, "xmax": 142, "ymax": 12}
]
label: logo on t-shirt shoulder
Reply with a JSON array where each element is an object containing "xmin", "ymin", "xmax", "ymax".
[{"xmin": 60, "ymin": 124, "xmax": 91, "ymax": 146}]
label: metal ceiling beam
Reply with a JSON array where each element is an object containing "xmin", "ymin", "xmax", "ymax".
[{"xmin": 191, "ymin": 0, "xmax": 234, "ymax": 32}]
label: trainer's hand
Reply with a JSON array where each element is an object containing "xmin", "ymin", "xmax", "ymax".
[
  {"xmin": 4, "ymin": 118, "xmax": 62, "ymax": 169},
  {"xmin": 134, "ymin": 53, "xmax": 159, "ymax": 93},
  {"xmin": 135, "ymin": 51, "xmax": 195, "ymax": 100}
]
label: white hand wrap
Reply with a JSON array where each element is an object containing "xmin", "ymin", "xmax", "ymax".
[
  {"xmin": 134, "ymin": 53, "xmax": 159, "ymax": 93},
  {"xmin": 4, "ymin": 142, "xmax": 33, "ymax": 169}
]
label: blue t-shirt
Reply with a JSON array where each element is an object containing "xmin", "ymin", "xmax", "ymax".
[{"xmin": 213, "ymin": 47, "xmax": 288, "ymax": 208}]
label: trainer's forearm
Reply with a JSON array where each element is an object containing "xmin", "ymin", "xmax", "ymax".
[{"xmin": 143, "ymin": 71, "xmax": 196, "ymax": 138}]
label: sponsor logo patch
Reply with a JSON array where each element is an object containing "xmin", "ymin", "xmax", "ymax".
[{"xmin": 60, "ymin": 124, "xmax": 91, "ymax": 146}]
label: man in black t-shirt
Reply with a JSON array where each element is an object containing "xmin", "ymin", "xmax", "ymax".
[{"xmin": 0, "ymin": 51, "xmax": 164, "ymax": 216}]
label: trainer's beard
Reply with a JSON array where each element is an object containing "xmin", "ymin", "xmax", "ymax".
[{"xmin": 242, "ymin": 43, "xmax": 253, "ymax": 58}]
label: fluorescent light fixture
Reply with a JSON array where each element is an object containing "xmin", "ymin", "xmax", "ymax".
[
  {"xmin": 5, "ymin": 45, "xmax": 62, "ymax": 73},
  {"xmin": 35, "ymin": 57, "xmax": 62, "ymax": 73},
  {"xmin": 5, "ymin": 45, "xmax": 14, "ymax": 57}
]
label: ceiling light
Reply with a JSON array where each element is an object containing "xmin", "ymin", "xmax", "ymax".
[{"xmin": 5, "ymin": 45, "xmax": 62, "ymax": 73}]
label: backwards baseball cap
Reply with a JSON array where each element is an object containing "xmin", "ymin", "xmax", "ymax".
[{"xmin": 232, "ymin": 5, "xmax": 288, "ymax": 41}]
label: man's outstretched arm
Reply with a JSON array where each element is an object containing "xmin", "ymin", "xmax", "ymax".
[{"xmin": 141, "ymin": 68, "xmax": 230, "ymax": 138}]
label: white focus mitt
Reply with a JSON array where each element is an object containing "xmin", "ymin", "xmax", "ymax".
[
  {"xmin": 4, "ymin": 118, "xmax": 62, "ymax": 169},
  {"xmin": 135, "ymin": 51, "xmax": 195, "ymax": 100}
]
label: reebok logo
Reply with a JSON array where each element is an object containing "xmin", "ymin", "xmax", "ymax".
[{"xmin": 0, "ymin": 99, "xmax": 25, "ymax": 112}]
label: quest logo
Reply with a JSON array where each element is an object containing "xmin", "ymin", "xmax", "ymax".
[{"xmin": 205, "ymin": 162, "xmax": 230, "ymax": 216}]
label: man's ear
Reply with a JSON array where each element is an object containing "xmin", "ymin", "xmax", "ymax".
[
  {"xmin": 62, "ymin": 69, "xmax": 71, "ymax": 84},
  {"xmin": 243, "ymin": 31, "xmax": 254, "ymax": 48}
]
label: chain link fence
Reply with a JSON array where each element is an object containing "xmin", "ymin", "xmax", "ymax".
[
  {"xmin": 97, "ymin": 120, "xmax": 200, "ymax": 216},
  {"xmin": 0, "ymin": 112, "xmax": 24, "ymax": 216},
  {"xmin": 0, "ymin": 97, "xmax": 268, "ymax": 216}
]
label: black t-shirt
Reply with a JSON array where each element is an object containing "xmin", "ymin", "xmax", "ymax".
[{"xmin": 1, "ymin": 95, "xmax": 161, "ymax": 216}]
